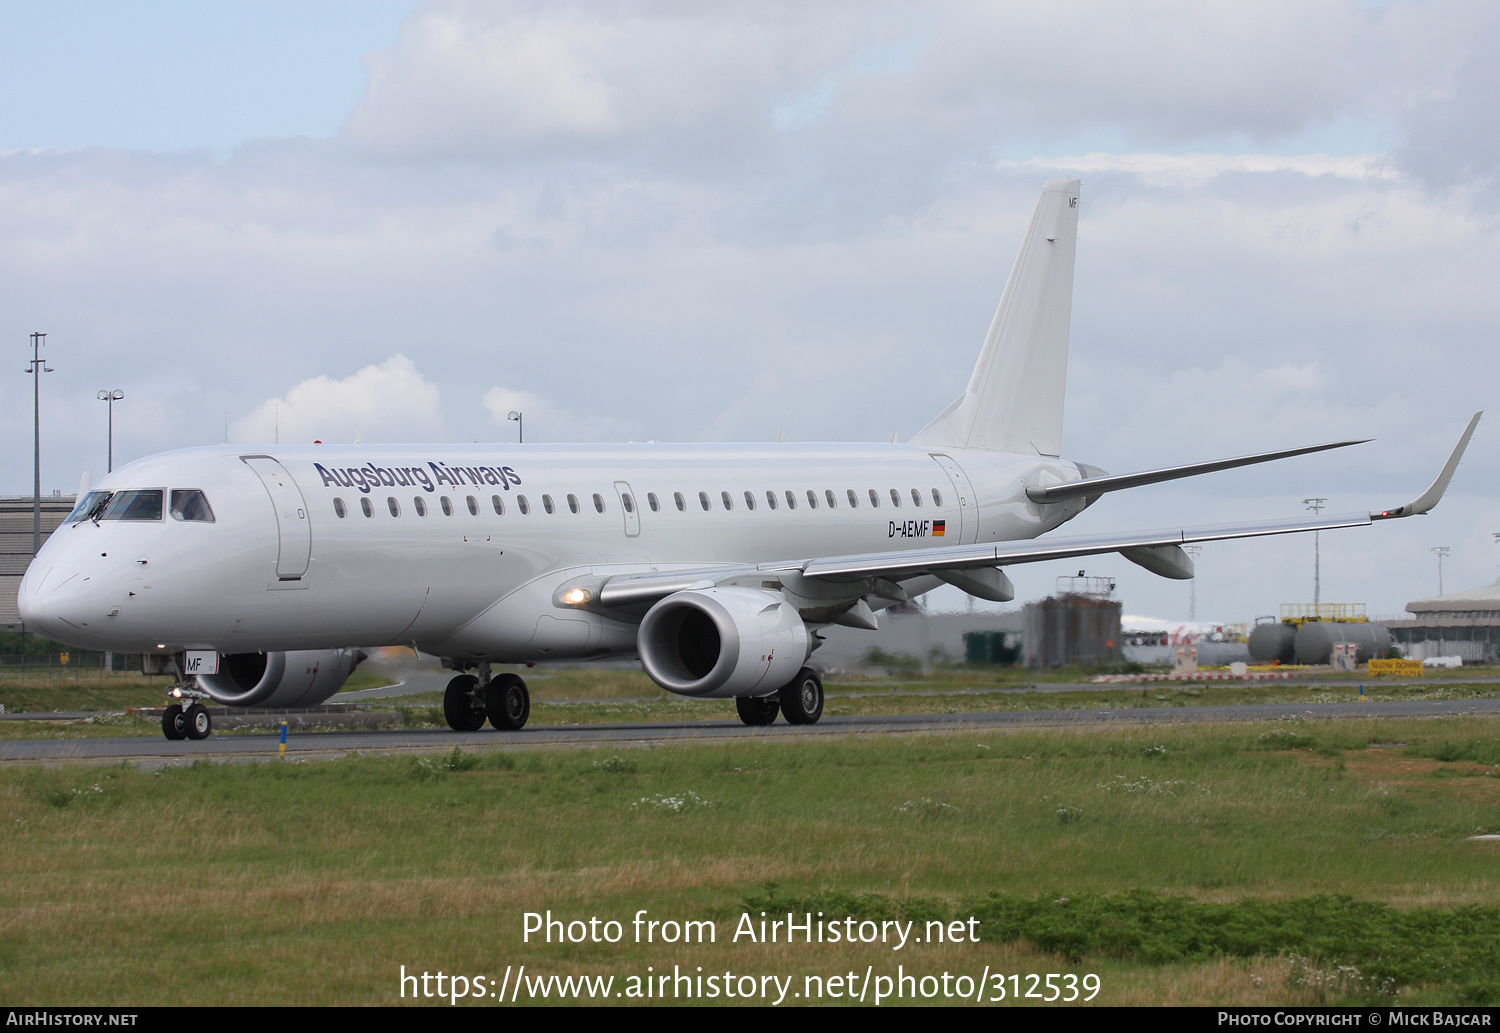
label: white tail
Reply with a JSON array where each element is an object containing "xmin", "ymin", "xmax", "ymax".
[{"xmin": 911, "ymin": 178, "xmax": 1080, "ymax": 457}]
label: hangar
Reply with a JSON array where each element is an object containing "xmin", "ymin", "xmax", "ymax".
[
  {"xmin": 1385, "ymin": 578, "xmax": 1500, "ymax": 664},
  {"xmin": 1, "ymin": 494, "xmax": 75, "ymax": 632}
]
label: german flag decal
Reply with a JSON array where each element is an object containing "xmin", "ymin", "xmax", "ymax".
[{"xmin": 933, "ymin": 520, "xmax": 946, "ymax": 537}]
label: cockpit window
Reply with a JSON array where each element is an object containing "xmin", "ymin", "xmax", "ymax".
[
  {"xmin": 68, "ymin": 490, "xmax": 112, "ymax": 523},
  {"xmin": 170, "ymin": 490, "xmax": 215, "ymax": 523},
  {"xmin": 99, "ymin": 489, "xmax": 163, "ymax": 521}
]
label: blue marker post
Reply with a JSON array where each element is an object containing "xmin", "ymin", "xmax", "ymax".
[
  {"xmin": 279, "ymin": 720, "xmax": 288, "ymax": 759},
  {"xmin": 1359, "ymin": 684, "xmax": 1365, "ymax": 701}
]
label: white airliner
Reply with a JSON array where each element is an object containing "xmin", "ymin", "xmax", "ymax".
[{"xmin": 17, "ymin": 180, "xmax": 1481, "ymax": 741}]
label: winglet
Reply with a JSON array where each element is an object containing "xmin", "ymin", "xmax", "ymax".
[{"xmin": 1372, "ymin": 411, "xmax": 1482, "ymax": 520}]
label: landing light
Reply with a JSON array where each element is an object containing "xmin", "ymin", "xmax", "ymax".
[{"xmin": 564, "ymin": 588, "xmax": 591, "ymax": 605}]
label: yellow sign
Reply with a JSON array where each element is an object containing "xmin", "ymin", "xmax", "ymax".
[
  {"xmin": 1368, "ymin": 658, "xmax": 1422, "ymax": 677},
  {"xmin": 59, "ymin": 653, "xmax": 68, "ymax": 665}
]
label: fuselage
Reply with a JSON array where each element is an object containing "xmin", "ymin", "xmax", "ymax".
[{"xmin": 17, "ymin": 442, "xmax": 1090, "ymax": 661}]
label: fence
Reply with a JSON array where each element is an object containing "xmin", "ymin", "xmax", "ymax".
[{"xmin": 0, "ymin": 653, "xmax": 156, "ymax": 680}]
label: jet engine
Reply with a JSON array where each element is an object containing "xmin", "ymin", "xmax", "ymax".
[
  {"xmin": 197, "ymin": 649, "xmax": 366, "ymax": 708},
  {"xmin": 638, "ymin": 587, "xmax": 810, "ymax": 698}
]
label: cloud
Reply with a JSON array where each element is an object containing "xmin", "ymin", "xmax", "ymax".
[
  {"xmin": 1005, "ymin": 152, "xmax": 1398, "ymax": 188},
  {"xmin": 481, "ymin": 385, "xmax": 636, "ymax": 443},
  {"xmin": 231, "ymin": 355, "xmax": 444, "ymax": 445}
]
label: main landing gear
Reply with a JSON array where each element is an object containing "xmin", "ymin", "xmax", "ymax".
[
  {"xmin": 444, "ymin": 665, "xmax": 531, "ymax": 732},
  {"xmin": 735, "ymin": 667, "xmax": 824, "ymax": 727},
  {"xmin": 161, "ymin": 685, "xmax": 213, "ymax": 740}
]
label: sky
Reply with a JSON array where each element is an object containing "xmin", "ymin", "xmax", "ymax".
[{"xmin": 2, "ymin": 0, "xmax": 1499, "ymax": 623}]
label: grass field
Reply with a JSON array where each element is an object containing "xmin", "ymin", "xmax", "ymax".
[{"xmin": 3, "ymin": 715, "xmax": 1500, "ymax": 1006}]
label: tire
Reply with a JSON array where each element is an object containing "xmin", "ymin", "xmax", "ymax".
[
  {"xmin": 735, "ymin": 694, "xmax": 780, "ymax": 726},
  {"xmin": 161, "ymin": 704, "xmax": 187, "ymax": 741},
  {"xmin": 778, "ymin": 667, "xmax": 824, "ymax": 725},
  {"xmin": 184, "ymin": 703, "xmax": 212, "ymax": 740},
  {"xmin": 443, "ymin": 674, "xmax": 487, "ymax": 731},
  {"xmin": 486, "ymin": 673, "xmax": 530, "ymax": 731}
]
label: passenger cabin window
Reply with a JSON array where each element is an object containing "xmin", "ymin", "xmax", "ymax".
[
  {"xmin": 932, "ymin": 488, "xmax": 943, "ymax": 506},
  {"xmin": 674, "ymin": 492, "xmax": 685, "ymax": 512},
  {"xmin": 911, "ymin": 488, "xmax": 922, "ymax": 507},
  {"xmin": 333, "ymin": 498, "xmax": 347, "ymax": 519},
  {"xmin": 889, "ymin": 488, "xmax": 901, "ymax": 508},
  {"xmin": 100, "ymin": 489, "xmax": 163, "ymax": 521},
  {"xmin": 360, "ymin": 497, "xmax": 374, "ymax": 518},
  {"xmin": 826, "ymin": 489, "xmax": 837, "ymax": 508},
  {"xmin": 868, "ymin": 488, "xmax": 880, "ymax": 508},
  {"xmin": 568, "ymin": 494, "xmax": 580, "ymax": 514},
  {"xmin": 846, "ymin": 489, "xmax": 858, "ymax": 509},
  {"xmin": 517, "ymin": 495, "xmax": 530, "ymax": 515},
  {"xmin": 743, "ymin": 491, "xmax": 756, "ymax": 511},
  {"xmin": 721, "ymin": 491, "xmax": 733, "ymax": 511},
  {"xmin": 699, "ymin": 491, "xmax": 711, "ymax": 511},
  {"xmin": 622, "ymin": 493, "xmax": 635, "ymax": 514},
  {"xmin": 170, "ymin": 490, "xmax": 215, "ymax": 522},
  {"xmin": 542, "ymin": 494, "xmax": 555, "ymax": 514},
  {"xmin": 806, "ymin": 490, "xmax": 818, "ymax": 509},
  {"xmin": 414, "ymin": 496, "xmax": 428, "ymax": 517},
  {"xmin": 491, "ymin": 495, "xmax": 504, "ymax": 515},
  {"xmin": 784, "ymin": 490, "xmax": 796, "ymax": 510},
  {"xmin": 440, "ymin": 496, "xmax": 453, "ymax": 516},
  {"xmin": 647, "ymin": 492, "xmax": 660, "ymax": 512},
  {"xmin": 766, "ymin": 490, "xmax": 777, "ymax": 510},
  {"xmin": 388, "ymin": 497, "xmax": 401, "ymax": 517},
  {"xmin": 467, "ymin": 496, "xmax": 479, "ymax": 516},
  {"xmin": 593, "ymin": 493, "xmax": 606, "ymax": 513}
]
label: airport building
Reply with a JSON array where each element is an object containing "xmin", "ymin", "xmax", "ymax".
[
  {"xmin": 1, "ymin": 494, "xmax": 75, "ymax": 632},
  {"xmin": 1384, "ymin": 578, "xmax": 1500, "ymax": 664}
]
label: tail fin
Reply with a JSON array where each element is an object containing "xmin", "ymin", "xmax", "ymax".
[{"xmin": 910, "ymin": 178, "xmax": 1080, "ymax": 456}]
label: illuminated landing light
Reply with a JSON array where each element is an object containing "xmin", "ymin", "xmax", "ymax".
[{"xmin": 564, "ymin": 588, "xmax": 592, "ymax": 606}]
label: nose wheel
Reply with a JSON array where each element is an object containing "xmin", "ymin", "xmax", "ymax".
[{"xmin": 160, "ymin": 687, "xmax": 214, "ymax": 740}]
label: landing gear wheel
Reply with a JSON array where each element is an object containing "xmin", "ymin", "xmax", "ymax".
[
  {"xmin": 161, "ymin": 704, "xmax": 187, "ymax": 740},
  {"xmin": 735, "ymin": 695, "xmax": 780, "ymax": 726},
  {"xmin": 778, "ymin": 667, "xmax": 824, "ymax": 725},
  {"xmin": 485, "ymin": 673, "xmax": 530, "ymax": 731},
  {"xmin": 184, "ymin": 703, "xmax": 212, "ymax": 739},
  {"xmin": 443, "ymin": 674, "xmax": 487, "ymax": 731}
]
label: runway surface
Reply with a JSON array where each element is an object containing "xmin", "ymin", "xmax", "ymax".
[{"xmin": 4, "ymin": 697, "xmax": 1499, "ymax": 768}]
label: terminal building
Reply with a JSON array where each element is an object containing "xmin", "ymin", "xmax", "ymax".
[
  {"xmin": 1, "ymin": 495, "xmax": 75, "ymax": 632},
  {"xmin": 1385, "ymin": 578, "xmax": 1500, "ymax": 664}
]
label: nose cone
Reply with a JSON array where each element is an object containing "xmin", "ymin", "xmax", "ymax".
[{"xmin": 16, "ymin": 563, "xmax": 68, "ymax": 640}]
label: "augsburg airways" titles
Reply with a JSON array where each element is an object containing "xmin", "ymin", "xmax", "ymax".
[{"xmin": 313, "ymin": 461, "xmax": 521, "ymax": 495}]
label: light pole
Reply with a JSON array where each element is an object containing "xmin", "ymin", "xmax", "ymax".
[
  {"xmin": 1182, "ymin": 544, "xmax": 1203, "ymax": 621},
  {"xmin": 97, "ymin": 389, "xmax": 123, "ymax": 472},
  {"xmin": 507, "ymin": 410, "xmax": 523, "ymax": 444},
  {"xmin": 1304, "ymin": 498, "xmax": 1328, "ymax": 605},
  {"xmin": 25, "ymin": 332, "xmax": 52, "ymax": 556},
  {"xmin": 1432, "ymin": 546, "xmax": 1450, "ymax": 596}
]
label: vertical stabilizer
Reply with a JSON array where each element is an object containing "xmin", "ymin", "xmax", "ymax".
[{"xmin": 911, "ymin": 179, "xmax": 1080, "ymax": 456}]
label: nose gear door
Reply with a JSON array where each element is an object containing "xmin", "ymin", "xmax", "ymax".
[{"xmin": 243, "ymin": 456, "xmax": 312, "ymax": 582}]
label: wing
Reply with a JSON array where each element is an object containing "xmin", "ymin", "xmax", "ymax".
[{"xmin": 585, "ymin": 411, "xmax": 1481, "ymax": 611}]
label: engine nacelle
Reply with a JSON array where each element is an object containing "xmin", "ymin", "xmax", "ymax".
[
  {"xmin": 197, "ymin": 649, "xmax": 365, "ymax": 708},
  {"xmin": 638, "ymin": 587, "xmax": 809, "ymax": 698}
]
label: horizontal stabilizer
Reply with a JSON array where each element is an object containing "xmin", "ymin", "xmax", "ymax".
[{"xmin": 1028, "ymin": 438, "xmax": 1368, "ymax": 504}]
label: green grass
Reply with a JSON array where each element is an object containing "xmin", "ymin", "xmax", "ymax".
[{"xmin": 3, "ymin": 717, "xmax": 1500, "ymax": 1005}]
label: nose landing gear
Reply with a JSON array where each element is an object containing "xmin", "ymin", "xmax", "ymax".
[
  {"xmin": 160, "ymin": 686, "xmax": 213, "ymax": 740},
  {"xmin": 443, "ymin": 664, "xmax": 531, "ymax": 732}
]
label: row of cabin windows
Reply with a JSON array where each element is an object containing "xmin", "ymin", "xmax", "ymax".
[{"xmin": 332, "ymin": 486, "xmax": 947, "ymax": 520}]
